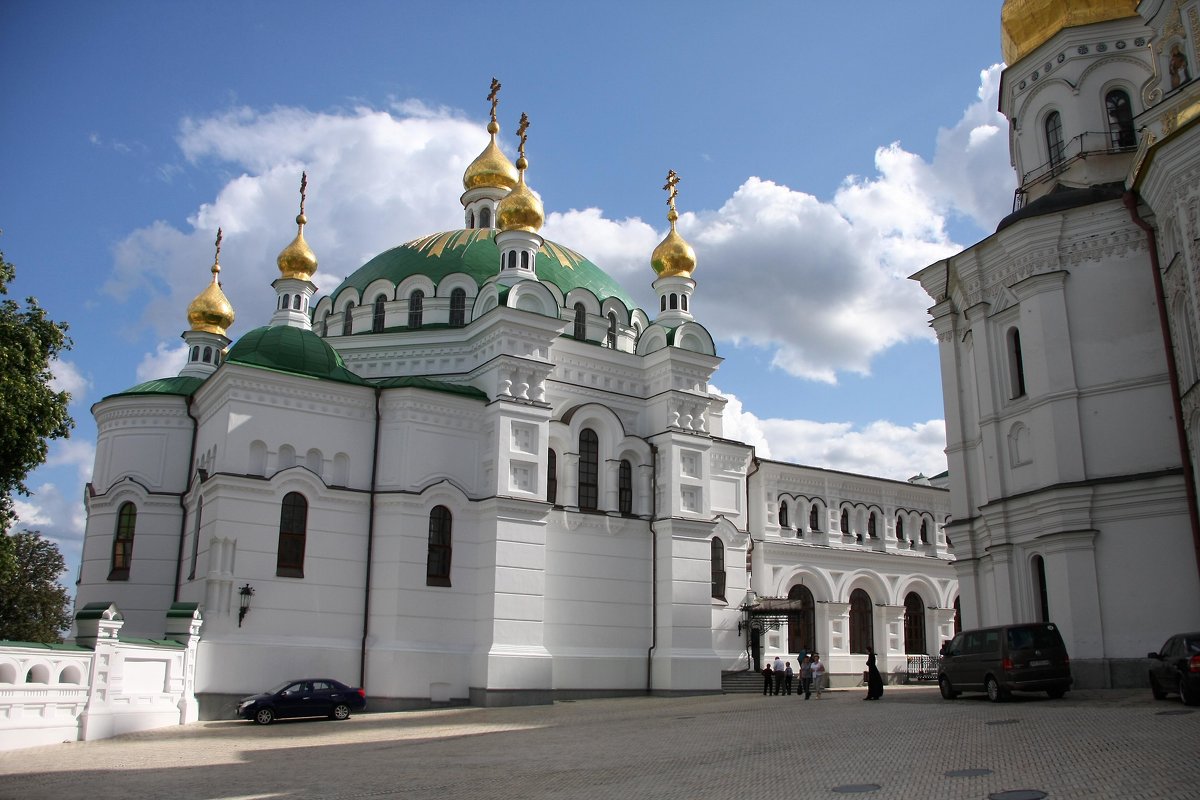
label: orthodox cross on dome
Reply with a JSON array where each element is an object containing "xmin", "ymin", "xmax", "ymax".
[
  {"xmin": 213, "ymin": 227, "xmax": 223, "ymax": 276},
  {"xmin": 487, "ymin": 77, "xmax": 501, "ymax": 124},
  {"xmin": 516, "ymin": 112, "xmax": 530, "ymax": 160},
  {"xmin": 299, "ymin": 171, "xmax": 308, "ymax": 219},
  {"xmin": 663, "ymin": 169, "xmax": 680, "ymax": 219}
]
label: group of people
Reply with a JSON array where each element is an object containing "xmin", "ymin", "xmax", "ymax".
[{"xmin": 761, "ymin": 653, "xmax": 825, "ymax": 699}]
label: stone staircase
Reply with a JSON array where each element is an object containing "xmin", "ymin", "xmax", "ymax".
[{"xmin": 721, "ymin": 670, "xmax": 765, "ymax": 694}]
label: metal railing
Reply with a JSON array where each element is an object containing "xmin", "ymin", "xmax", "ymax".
[{"xmin": 1012, "ymin": 130, "xmax": 1138, "ymax": 212}]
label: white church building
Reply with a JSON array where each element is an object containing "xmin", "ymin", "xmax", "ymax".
[
  {"xmin": 74, "ymin": 86, "xmax": 955, "ymax": 717},
  {"xmin": 912, "ymin": 0, "xmax": 1200, "ymax": 688}
]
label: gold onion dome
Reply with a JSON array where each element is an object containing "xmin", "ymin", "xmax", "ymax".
[
  {"xmin": 1001, "ymin": 0, "xmax": 1140, "ymax": 64},
  {"xmin": 188, "ymin": 229, "xmax": 235, "ymax": 335},
  {"xmin": 496, "ymin": 113, "xmax": 545, "ymax": 233},
  {"xmin": 277, "ymin": 172, "xmax": 318, "ymax": 281},
  {"xmin": 464, "ymin": 78, "xmax": 519, "ymax": 191},
  {"xmin": 651, "ymin": 170, "xmax": 696, "ymax": 277}
]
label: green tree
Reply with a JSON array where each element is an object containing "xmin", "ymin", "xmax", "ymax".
[
  {"xmin": 0, "ymin": 530, "xmax": 73, "ymax": 642},
  {"xmin": 0, "ymin": 246, "xmax": 73, "ymax": 533}
]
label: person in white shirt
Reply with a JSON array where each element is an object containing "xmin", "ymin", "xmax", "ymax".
[
  {"xmin": 809, "ymin": 653, "xmax": 826, "ymax": 698},
  {"xmin": 772, "ymin": 656, "xmax": 785, "ymax": 695}
]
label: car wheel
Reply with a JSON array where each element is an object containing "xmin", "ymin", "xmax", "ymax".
[
  {"xmin": 1150, "ymin": 674, "xmax": 1168, "ymax": 700},
  {"xmin": 330, "ymin": 703, "xmax": 351, "ymax": 721},
  {"xmin": 939, "ymin": 676, "xmax": 958, "ymax": 700},
  {"xmin": 985, "ymin": 675, "xmax": 1006, "ymax": 703},
  {"xmin": 1181, "ymin": 677, "xmax": 1198, "ymax": 707},
  {"xmin": 254, "ymin": 707, "xmax": 275, "ymax": 725},
  {"xmin": 1046, "ymin": 687, "xmax": 1066, "ymax": 699}
]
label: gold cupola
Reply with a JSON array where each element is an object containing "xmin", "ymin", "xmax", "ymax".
[
  {"xmin": 187, "ymin": 228, "xmax": 235, "ymax": 336},
  {"xmin": 463, "ymin": 78, "xmax": 519, "ymax": 192},
  {"xmin": 496, "ymin": 113, "xmax": 545, "ymax": 233},
  {"xmin": 651, "ymin": 170, "xmax": 696, "ymax": 278},
  {"xmin": 1000, "ymin": 0, "xmax": 1140, "ymax": 65},
  {"xmin": 277, "ymin": 172, "xmax": 318, "ymax": 281}
]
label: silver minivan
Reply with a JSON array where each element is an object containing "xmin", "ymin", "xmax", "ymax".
[{"xmin": 938, "ymin": 622, "xmax": 1072, "ymax": 702}]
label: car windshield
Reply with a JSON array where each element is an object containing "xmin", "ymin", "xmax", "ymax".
[{"xmin": 268, "ymin": 681, "xmax": 296, "ymax": 694}]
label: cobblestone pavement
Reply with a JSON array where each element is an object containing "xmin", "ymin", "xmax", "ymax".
[{"xmin": 1, "ymin": 687, "xmax": 1197, "ymax": 799}]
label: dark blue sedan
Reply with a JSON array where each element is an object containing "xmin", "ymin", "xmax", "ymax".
[{"xmin": 237, "ymin": 678, "xmax": 367, "ymax": 724}]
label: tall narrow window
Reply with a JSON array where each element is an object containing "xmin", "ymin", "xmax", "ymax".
[
  {"xmin": 618, "ymin": 459, "xmax": 633, "ymax": 515},
  {"xmin": 450, "ymin": 288, "xmax": 467, "ymax": 327},
  {"xmin": 710, "ymin": 537, "xmax": 726, "ymax": 600},
  {"xmin": 920, "ymin": 518, "xmax": 930, "ymax": 544},
  {"xmin": 849, "ymin": 588, "xmax": 873, "ymax": 654},
  {"xmin": 810, "ymin": 504, "xmax": 821, "ymax": 531},
  {"xmin": 521, "ymin": 251, "xmax": 530, "ymax": 270},
  {"xmin": 293, "ymin": 295, "xmax": 302, "ymax": 310},
  {"xmin": 896, "ymin": 515, "xmax": 906, "ymax": 542},
  {"xmin": 1007, "ymin": 327, "xmax": 1027, "ymax": 398},
  {"xmin": 1106, "ymin": 89, "xmax": 1136, "ymax": 150},
  {"xmin": 840, "ymin": 508, "xmax": 850, "ymax": 536},
  {"xmin": 578, "ymin": 428, "xmax": 599, "ymax": 511},
  {"xmin": 426, "ymin": 505, "xmax": 452, "ymax": 587},
  {"xmin": 1033, "ymin": 555, "xmax": 1050, "ymax": 622},
  {"xmin": 953, "ymin": 597, "xmax": 962, "ymax": 634},
  {"xmin": 904, "ymin": 592, "xmax": 927, "ymax": 654},
  {"xmin": 479, "ymin": 207, "xmax": 491, "ymax": 229},
  {"xmin": 547, "ymin": 449, "xmax": 558, "ymax": 505},
  {"xmin": 507, "ymin": 251, "xmax": 516, "ymax": 270},
  {"xmin": 188, "ymin": 498, "xmax": 203, "ymax": 580},
  {"xmin": 778, "ymin": 500, "xmax": 789, "ymax": 529},
  {"xmin": 276, "ymin": 492, "xmax": 307, "ymax": 578},
  {"xmin": 1045, "ymin": 111, "xmax": 1065, "ymax": 172},
  {"xmin": 321, "ymin": 310, "xmax": 331, "ymax": 337},
  {"xmin": 372, "ymin": 295, "xmax": 386, "ymax": 333},
  {"xmin": 408, "ymin": 290, "xmax": 424, "ymax": 328},
  {"xmin": 787, "ymin": 585, "xmax": 815, "ymax": 655},
  {"xmin": 669, "ymin": 294, "xmax": 678, "ymax": 310},
  {"xmin": 681, "ymin": 294, "xmax": 689, "ymax": 311},
  {"xmin": 867, "ymin": 512, "xmax": 877, "ymax": 539},
  {"xmin": 573, "ymin": 303, "xmax": 587, "ymax": 340},
  {"xmin": 109, "ymin": 502, "xmax": 136, "ymax": 580},
  {"xmin": 467, "ymin": 210, "xmax": 475, "ymax": 229},
  {"xmin": 342, "ymin": 302, "xmax": 354, "ymax": 336},
  {"xmin": 607, "ymin": 312, "xmax": 618, "ymax": 348}
]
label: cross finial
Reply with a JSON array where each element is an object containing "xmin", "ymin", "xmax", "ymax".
[
  {"xmin": 299, "ymin": 171, "xmax": 308, "ymax": 217},
  {"xmin": 487, "ymin": 77, "xmax": 501, "ymax": 124},
  {"xmin": 212, "ymin": 228, "xmax": 223, "ymax": 276},
  {"xmin": 516, "ymin": 112, "xmax": 530, "ymax": 160},
  {"xmin": 663, "ymin": 170, "xmax": 680, "ymax": 213}
]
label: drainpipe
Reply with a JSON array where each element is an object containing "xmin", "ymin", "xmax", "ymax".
[
  {"xmin": 646, "ymin": 443, "xmax": 658, "ymax": 694},
  {"xmin": 360, "ymin": 385, "xmax": 382, "ymax": 688},
  {"xmin": 1124, "ymin": 191, "xmax": 1200, "ymax": 582},
  {"xmin": 743, "ymin": 454, "xmax": 760, "ymax": 669},
  {"xmin": 172, "ymin": 395, "xmax": 200, "ymax": 603}
]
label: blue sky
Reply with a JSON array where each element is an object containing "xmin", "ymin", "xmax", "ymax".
[{"xmin": 0, "ymin": 0, "xmax": 1011, "ymax": 583}]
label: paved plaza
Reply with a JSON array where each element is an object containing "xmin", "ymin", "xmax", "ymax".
[{"xmin": 1, "ymin": 686, "xmax": 1196, "ymax": 799}]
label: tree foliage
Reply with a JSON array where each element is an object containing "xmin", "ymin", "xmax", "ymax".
[
  {"xmin": 0, "ymin": 247, "xmax": 73, "ymax": 533},
  {"xmin": 0, "ymin": 530, "xmax": 73, "ymax": 642}
]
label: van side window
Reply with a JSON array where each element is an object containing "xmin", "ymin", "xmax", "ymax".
[{"xmin": 983, "ymin": 630, "xmax": 1000, "ymax": 652}]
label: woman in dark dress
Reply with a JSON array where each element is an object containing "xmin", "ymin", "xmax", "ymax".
[{"xmin": 865, "ymin": 646, "xmax": 884, "ymax": 700}]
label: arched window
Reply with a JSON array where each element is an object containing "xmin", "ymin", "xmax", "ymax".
[
  {"xmin": 342, "ymin": 302, "xmax": 355, "ymax": 336},
  {"xmin": 188, "ymin": 498, "xmax": 203, "ymax": 580},
  {"xmin": 190, "ymin": 346, "xmax": 199, "ymax": 363},
  {"xmin": 681, "ymin": 294, "xmax": 688, "ymax": 311},
  {"xmin": 109, "ymin": 501, "xmax": 136, "ymax": 580},
  {"xmin": 618, "ymin": 459, "xmax": 633, "ymax": 515},
  {"xmin": 321, "ymin": 310, "xmax": 331, "ymax": 337},
  {"xmin": 849, "ymin": 588, "xmax": 873, "ymax": 654},
  {"xmin": 920, "ymin": 518, "xmax": 930, "ymax": 544},
  {"xmin": 904, "ymin": 592, "xmax": 927, "ymax": 654},
  {"xmin": 607, "ymin": 312, "xmax": 618, "ymax": 348},
  {"xmin": 276, "ymin": 492, "xmax": 307, "ymax": 578},
  {"xmin": 467, "ymin": 210, "xmax": 475, "ymax": 229},
  {"xmin": 479, "ymin": 207, "xmax": 491, "ymax": 229},
  {"xmin": 669, "ymin": 294, "xmax": 678, "ymax": 310},
  {"xmin": 778, "ymin": 500, "xmax": 789, "ymax": 529},
  {"xmin": 1033, "ymin": 555, "xmax": 1050, "ymax": 622},
  {"xmin": 1106, "ymin": 89, "xmax": 1136, "ymax": 150},
  {"xmin": 787, "ymin": 584, "xmax": 815, "ymax": 655},
  {"xmin": 578, "ymin": 428, "xmax": 599, "ymax": 511},
  {"xmin": 1045, "ymin": 111, "xmax": 1065, "ymax": 172},
  {"xmin": 507, "ymin": 251, "xmax": 516, "ymax": 270},
  {"xmin": 840, "ymin": 508, "xmax": 850, "ymax": 536},
  {"xmin": 372, "ymin": 294, "xmax": 386, "ymax": 333},
  {"xmin": 660, "ymin": 296, "xmax": 667, "ymax": 312},
  {"xmin": 547, "ymin": 449, "xmax": 558, "ymax": 505},
  {"xmin": 450, "ymin": 288, "xmax": 467, "ymax": 327},
  {"xmin": 809, "ymin": 504, "xmax": 821, "ymax": 531},
  {"xmin": 573, "ymin": 303, "xmax": 587, "ymax": 340},
  {"xmin": 1007, "ymin": 327, "xmax": 1026, "ymax": 399},
  {"xmin": 426, "ymin": 505, "xmax": 452, "ymax": 587},
  {"xmin": 282, "ymin": 294, "xmax": 290, "ymax": 309},
  {"xmin": 867, "ymin": 512, "xmax": 877, "ymax": 539},
  {"xmin": 202, "ymin": 346, "xmax": 212, "ymax": 363},
  {"xmin": 292, "ymin": 294, "xmax": 302, "ymax": 310},
  {"xmin": 408, "ymin": 290, "xmax": 424, "ymax": 328},
  {"xmin": 521, "ymin": 251, "xmax": 530, "ymax": 270},
  {"xmin": 710, "ymin": 537, "xmax": 726, "ymax": 600},
  {"xmin": 896, "ymin": 515, "xmax": 906, "ymax": 542}
]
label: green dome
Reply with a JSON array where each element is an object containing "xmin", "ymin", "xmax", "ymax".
[
  {"xmin": 108, "ymin": 376, "xmax": 206, "ymax": 400},
  {"xmin": 329, "ymin": 228, "xmax": 637, "ymax": 310},
  {"xmin": 227, "ymin": 326, "xmax": 368, "ymax": 385}
]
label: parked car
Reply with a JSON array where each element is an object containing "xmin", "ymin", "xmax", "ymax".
[
  {"xmin": 237, "ymin": 678, "xmax": 367, "ymax": 724},
  {"xmin": 938, "ymin": 622, "xmax": 1072, "ymax": 702},
  {"xmin": 1147, "ymin": 632, "xmax": 1200, "ymax": 706}
]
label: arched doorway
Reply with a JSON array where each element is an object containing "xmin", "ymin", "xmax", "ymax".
[
  {"xmin": 849, "ymin": 588, "xmax": 873, "ymax": 654},
  {"xmin": 953, "ymin": 597, "xmax": 961, "ymax": 634},
  {"xmin": 903, "ymin": 592, "xmax": 926, "ymax": 654},
  {"xmin": 1032, "ymin": 555, "xmax": 1050, "ymax": 622},
  {"xmin": 787, "ymin": 585, "xmax": 815, "ymax": 655}
]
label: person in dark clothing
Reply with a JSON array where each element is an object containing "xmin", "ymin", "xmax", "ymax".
[
  {"xmin": 864, "ymin": 646, "xmax": 884, "ymax": 700},
  {"xmin": 762, "ymin": 662, "xmax": 773, "ymax": 695},
  {"xmin": 783, "ymin": 662, "xmax": 794, "ymax": 695}
]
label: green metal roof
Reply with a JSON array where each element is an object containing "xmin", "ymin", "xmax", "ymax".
[
  {"xmin": 0, "ymin": 640, "xmax": 90, "ymax": 651},
  {"xmin": 329, "ymin": 228, "xmax": 637, "ymax": 310},
  {"xmin": 227, "ymin": 326, "xmax": 369, "ymax": 385},
  {"xmin": 374, "ymin": 375, "xmax": 488, "ymax": 399},
  {"xmin": 108, "ymin": 376, "xmax": 205, "ymax": 400}
]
